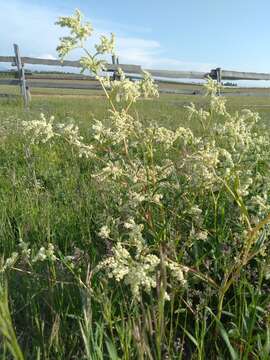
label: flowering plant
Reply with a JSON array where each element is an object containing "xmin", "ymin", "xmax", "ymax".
[
  {"xmin": 3, "ymin": 9, "xmax": 270, "ymax": 358},
  {"xmin": 18, "ymin": 10, "xmax": 270, "ymax": 305}
]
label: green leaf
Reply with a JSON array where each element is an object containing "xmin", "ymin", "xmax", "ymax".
[
  {"xmin": 206, "ymin": 307, "xmax": 239, "ymax": 360},
  {"xmin": 106, "ymin": 340, "xmax": 120, "ymax": 360}
]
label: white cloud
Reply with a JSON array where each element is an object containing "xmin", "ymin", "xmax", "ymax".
[
  {"xmin": 93, "ymin": 19, "xmax": 152, "ymax": 35},
  {"xmin": 37, "ymin": 54, "xmax": 57, "ymax": 60},
  {"xmin": 0, "ymin": 0, "xmax": 214, "ymax": 73},
  {"xmin": 0, "ymin": 1, "xmax": 63, "ymax": 57},
  {"xmin": 116, "ymin": 37, "xmax": 214, "ymax": 71}
]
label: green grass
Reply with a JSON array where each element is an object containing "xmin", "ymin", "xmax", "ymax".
[
  {"xmin": 0, "ymin": 91, "xmax": 270, "ymax": 359},
  {"xmin": 2, "ymin": 87, "xmax": 270, "ymax": 122},
  {"xmin": 2, "ymin": 89, "xmax": 270, "ymax": 136}
]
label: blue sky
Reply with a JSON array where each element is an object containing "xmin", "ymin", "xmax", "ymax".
[{"xmin": 1, "ymin": 0, "xmax": 270, "ymax": 74}]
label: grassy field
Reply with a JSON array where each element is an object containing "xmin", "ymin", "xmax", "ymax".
[
  {"xmin": 2, "ymin": 85, "xmax": 270, "ymax": 126},
  {"xmin": 0, "ymin": 84, "xmax": 270, "ymax": 359},
  {"xmin": 2, "ymin": 76, "xmax": 270, "ymax": 98}
]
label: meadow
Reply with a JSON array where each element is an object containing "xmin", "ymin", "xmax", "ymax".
[{"xmin": 1, "ymin": 9, "xmax": 270, "ymax": 360}]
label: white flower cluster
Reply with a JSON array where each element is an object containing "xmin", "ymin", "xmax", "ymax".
[
  {"xmin": 124, "ymin": 218, "xmax": 145, "ymax": 253},
  {"xmin": 92, "ymin": 120, "xmax": 112, "ymax": 143},
  {"xmin": 139, "ymin": 71, "xmax": 159, "ymax": 98},
  {"xmin": 22, "ymin": 117, "xmax": 95, "ymax": 158},
  {"xmin": 95, "ymin": 213, "xmax": 191, "ymax": 301},
  {"xmin": 98, "ymin": 225, "xmax": 111, "ymax": 239},
  {"xmin": 108, "ymin": 110, "xmax": 140, "ymax": 144},
  {"xmin": 22, "ymin": 114, "xmax": 55, "ymax": 144},
  {"xmin": 92, "ymin": 110, "xmax": 140, "ymax": 145},
  {"xmin": 0, "ymin": 242, "xmax": 57, "ymax": 273},
  {"xmin": 210, "ymin": 95, "xmax": 227, "ymax": 115},
  {"xmin": 56, "ymin": 9, "xmax": 93, "ymax": 59},
  {"xmin": 126, "ymin": 190, "xmax": 164, "ymax": 209},
  {"xmin": 183, "ymin": 142, "xmax": 220, "ymax": 189},
  {"xmin": 165, "ymin": 260, "xmax": 187, "ymax": 284},
  {"xmin": 0, "ymin": 252, "xmax": 18, "ymax": 273},
  {"xmin": 57, "ymin": 123, "xmax": 95, "ymax": 158},
  {"xmin": 185, "ymin": 103, "xmax": 210, "ymax": 125},
  {"xmin": 56, "ymin": 10, "xmax": 116, "ymax": 75},
  {"xmin": 204, "ymin": 77, "xmax": 222, "ymax": 97},
  {"xmin": 33, "ymin": 243, "xmax": 57, "ymax": 262},
  {"xmin": 18, "ymin": 238, "xmax": 31, "ymax": 258},
  {"xmin": 95, "ymin": 33, "xmax": 115, "ymax": 55},
  {"xmin": 99, "ymin": 69, "xmax": 159, "ymax": 105},
  {"xmin": 146, "ymin": 126, "xmax": 194, "ymax": 150},
  {"xmin": 80, "ymin": 57, "xmax": 107, "ymax": 74},
  {"xmin": 92, "ymin": 161, "xmax": 124, "ymax": 182},
  {"xmin": 108, "ymin": 70, "xmax": 141, "ymax": 103},
  {"xmin": 97, "ymin": 242, "xmax": 159, "ymax": 300},
  {"xmin": 97, "ymin": 241, "xmax": 186, "ymax": 300}
]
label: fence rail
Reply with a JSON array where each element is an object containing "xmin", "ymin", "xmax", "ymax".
[
  {"xmin": 0, "ymin": 78, "xmax": 102, "ymax": 90},
  {"xmin": 0, "ymin": 56, "xmax": 142, "ymax": 74},
  {"xmin": 1, "ymin": 44, "xmax": 270, "ymax": 107},
  {"xmin": 2, "ymin": 55, "xmax": 270, "ymax": 81}
]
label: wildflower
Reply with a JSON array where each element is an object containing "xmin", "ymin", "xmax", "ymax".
[
  {"xmin": 80, "ymin": 56, "xmax": 107, "ymax": 74},
  {"xmin": 95, "ymin": 33, "xmax": 115, "ymax": 55},
  {"xmin": 165, "ymin": 260, "xmax": 188, "ymax": 285},
  {"xmin": 98, "ymin": 225, "xmax": 110, "ymax": 239},
  {"xmin": 47, "ymin": 243, "xmax": 57, "ymax": 261},
  {"xmin": 189, "ymin": 205, "xmax": 202, "ymax": 216},
  {"xmin": 210, "ymin": 95, "xmax": 227, "ymax": 115},
  {"xmin": 152, "ymin": 193, "xmax": 163, "ymax": 204},
  {"xmin": 22, "ymin": 113, "xmax": 55, "ymax": 144},
  {"xmin": 1, "ymin": 252, "xmax": 19, "ymax": 272},
  {"xmin": 204, "ymin": 77, "xmax": 222, "ymax": 97},
  {"xmin": 139, "ymin": 71, "xmax": 159, "ymax": 98},
  {"xmin": 124, "ymin": 219, "xmax": 144, "ymax": 252},
  {"xmin": 185, "ymin": 102, "xmax": 210, "ymax": 123},
  {"xmin": 56, "ymin": 9, "xmax": 93, "ymax": 60},
  {"xmin": 92, "ymin": 161, "xmax": 124, "ymax": 181},
  {"xmin": 58, "ymin": 122, "xmax": 95, "ymax": 158},
  {"xmin": 148, "ymin": 127, "xmax": 178, "ymax": 149},
  {"xmin": 128, "ymin": 191, "xmax": 146, "ymax": 206},
  {"xmin": 98, "ymin": 243, "xmax": 160, "ymax": 300},
  {"xmin": 56, "ymin": 9, "xmax": 93, "ymax": 40},
  {"xmin": 56, "ymin": 36, "xmax": 78, "ymax": 59},
  {"xmin": 92, "ymin": 120, "xmax": 112, "ymax": 143},
  {"xmin": 19, "ymin": 239, "xmax": 31, "ymax": 258},
  {"xmin": 109, "ymin": 70, "xmax": 141, "ymax": 103},
  {"xmin": 196, "ymin": 230, "xmax": 208, "ymax": 241},
  {"xmin": 33, "ymin": 247, "xmax": 47, "ymax": 262},
  {"xmin": 33, "ymin": 244, "xmax": 56, "ymax": 262}
]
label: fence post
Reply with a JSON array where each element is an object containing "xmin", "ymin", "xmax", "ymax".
[
  {"xmin": 13, "ymin": 44, "xmax": 29, "ymax": 108},
  {"xmin": 116, "ymin": 57, "xmax": 120, "ymax": 79},
  {"xmin": 111, "ymin": 55, "xmax": 116, "ymax": 80},
  {"xmin": 216, "ymin": 67, "xmax": 222, "ymax": 95},
  {"xmin": 111, "ymin": 55, "xmax": 120, "ymax": 80}
]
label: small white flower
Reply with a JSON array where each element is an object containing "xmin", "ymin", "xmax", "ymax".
[
  {"xmin": 1, "ymin": 252, "xmax": 18, "ymax": 272},
  {"xmin": 98, "ymin": 225, "xmax": 110, "ymax": 239},
  {"xmin": 33, "ymin": 247, "xmax": 47, "ymax": 262},
  {"xmin": 196, "ymin": 230, "xmax": 208, "ymax": 241},
  {"xmin": 152, "ymin": 193, "xmax": 163, "ymax": 204},
  {"xmin": 19, "ymin": 239, "xmax": 31, "ymax": 258}
]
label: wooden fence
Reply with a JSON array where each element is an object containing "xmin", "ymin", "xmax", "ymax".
[{"xmin": 1, "ymin": 44, "xmax": 270, "ymax": 107}]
